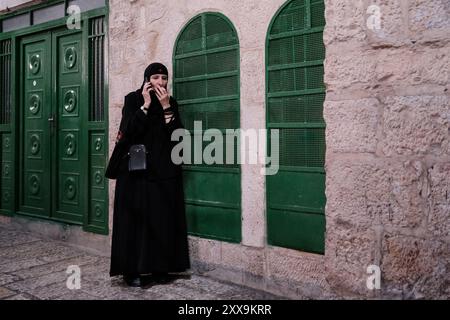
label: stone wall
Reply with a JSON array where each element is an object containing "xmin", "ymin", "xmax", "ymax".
[{"xmin": 323, "ymin": 0, "xmax": 449, "ymax": 299}]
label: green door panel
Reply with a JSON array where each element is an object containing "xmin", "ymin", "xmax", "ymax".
[
  {"xmin": 86, "ymin": 131, "xmax": 108, "ymax": 232},
  {"xmin": 186, "ymin": 204, "xmax": 241, "ymax": 242},
  {"xmin": 1, "ymin": 134, "xmax": 14, "ymax": 212},
  {"xmin": 183, "ymin": 169, "xmax": 240, "ymax": 205},
  {"xmin": 20, "ymin": 33, "xmax": 52, "ymax": 218},
  {"xmin": 53, "ymin": 30, "xmax": 84, "ymax": 224},
  {"xmin": 267, "ymin": 171, "xmax": 325, "ymax": 212},
  {"xmin": 267, "ymin": 209, "xmax": 325, "ymax": 254}
]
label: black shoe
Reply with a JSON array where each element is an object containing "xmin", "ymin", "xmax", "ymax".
[
  {"xmin": 123, "ymin": 274, "xmax": 141, "ymax": 287},
  {"xmin": 139, "ymin": 274, "xmax": 154, "ymax": 288}
]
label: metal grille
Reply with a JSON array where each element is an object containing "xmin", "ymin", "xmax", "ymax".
[
  {"xmin": 269, "ymin": 37, "xmax": 294, "ymax": 65},
  {"xmin": 176, "ymin": 17, "xmax": 202, "ymax": 55},
  {"xmin": 89, "ymin": 16, "xmax": 105, "ymax": 122},
  {"xmin": 176, "ymin": 55, "xmax": 206, "ymax": 78},
  {"xmin": 304, "ymin": 33, "xmax": 325, "ymax": 61},
  {"xmin": 279, "ymin": 128, "xmax": 325, "ymax": 167},
  {"xmin": 268, "ymin": 93, "xmax": 325, "ymax": 123},
  {"xmin": 207, "ymin": 76, "xmax": 238, "ymax": 97},
  {"xmin": 179, "ymin": 111, "xmax": 207, "ymax": 132},
  {"xmin": 205, "ymin": 14, "xmax": 238, "ymax": 49},
  {"xmin": 175, "ymin": 80, "xmax": 206, "ymax": 101},
  {"xmin": 174, "ymin": 13, "xmax": 239, "ymax": 168},
  {"xmin": 206, "ymin": 50, "xmax": 237, "ymax": 74},
  {"xmin": 180, "ymin": 100, "xmax": 238, "ymax": 131},
  {"xmin": 0, "ymin": 40, "xmax": 11, "ymax": 125},
  {"xmin": 311, "ymin": 0, "xmax": 326, "ymax": 28},
  {"xmin": 267, "ymin": 0, "xmax": 325, "ymax": 168},
  {"xmin": 270, "ymin": 0, "xmax": 307, "ymax": 35}
]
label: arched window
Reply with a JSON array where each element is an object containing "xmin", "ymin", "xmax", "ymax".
[
  {"xmin": 266, "ymin": 0, "xmax": 326, "ymax": 253},
  {"xmin": 173, "ymin": 13, "xmax": 241, "ymax": 242}
]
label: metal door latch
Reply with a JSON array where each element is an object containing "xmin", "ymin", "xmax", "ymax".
[{"xmin": 48, "ymin": 114, "xmax": 56, "ymax": 132}]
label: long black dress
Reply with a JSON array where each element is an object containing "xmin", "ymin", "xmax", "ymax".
[{"xmin": 107, "ymin": 89, "xmax": 190, "ymax": 277}]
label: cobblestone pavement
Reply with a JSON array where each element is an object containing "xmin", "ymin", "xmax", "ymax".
[{"xmin": 0, "ymin": 225, "xmax": 282, "ymax": 300}]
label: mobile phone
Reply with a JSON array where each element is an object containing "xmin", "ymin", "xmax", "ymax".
[{"xmin": 146, "ymin": 78, "xmax": 153, "ymax": 90}]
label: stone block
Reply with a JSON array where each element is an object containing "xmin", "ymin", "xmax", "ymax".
[
  {"xmin": 189, "ymin": 237, "xmax": 221, "ymax": 266},
  {"xmin": 324, "ymin": 223, "xmax": 378, "ymax": 298},
  {"xmin": 323, "ymin": 0, "xmax": 366, "ymax": 44},
  {"xmin": 381, "ymin": 234, "xmax": 448, "ymax": 299},
  {"xmin": 408, "ymin": 0, "xmax": 450, "ymax": 44},
  {"xmin": 324, "ymin": 98, "xmax": 380, "ymax": 153},
  {"xmin": 326, "ymin": 46, "xmax": 449, "ymax": 92},
  {"xmin": 326, "ymin": 158, "xmax": 427, "ymax": 228},
  {"xmin": 427, "ymin": 163, "xmax": 450, "ymax": 237},
  {"xmin": 221, "ymin": 243, "xmax": 265, "ymax": 276},
  {"xmin": 266, "ymin": 246, "xmax": 328, "ymax": 298},
  {"xmin": 381, "ymin": 95, "xmax": 449, "ymax": 156},
  {"xmin": 364, "ymin": 0, "xmax": 409, "ymax": 47}
]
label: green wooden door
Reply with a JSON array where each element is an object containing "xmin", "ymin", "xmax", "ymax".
[
  {"xmin": 20, "ymin": 33, "xmax": 52, "ymax": 217},
  {"xmin": 266, "ymin": 0, "xmax": 326, "ymax": 253},
  {"xmin": 53, "ymin": 30, "xmax": 85, "ymax": 224},
  {"xmin": 174, "ymin": 13, "xmax": 241, "ymax": 242},
  {"xmin": 19, "ymin": 29, "xmax": 85, "ymax": 224}
]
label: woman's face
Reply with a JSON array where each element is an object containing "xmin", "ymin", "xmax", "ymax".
[{"xmin": 149, "ymin": 74, "xmax": 168, "ymax": 89}]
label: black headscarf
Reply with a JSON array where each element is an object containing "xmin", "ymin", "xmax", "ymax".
[
  {"xmin": 135, "ymin": 62, "xmax": 169, "ymax": 109},
  {"xmin": 138, "ymin": 62, "xmax": 168, "ymax": 90}
]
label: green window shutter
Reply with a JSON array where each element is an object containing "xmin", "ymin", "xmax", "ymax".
[
  {"xmin": 266, "ymin": 0, "xmax": 326, "ymax": 254},
  {"xmin": 0, "ymin": 39, "xmax": 13, "ymax": 215},
  {"xmin": 174, "ymin": 13, "xmax": 241, "ymax": 243}
]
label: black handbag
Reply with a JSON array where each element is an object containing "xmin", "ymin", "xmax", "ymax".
[
  {"xmin": 105, "ymin": 136, "xmax": 127, "ymax": 179},
  {"xmin": 128, "ymin": 144, "xmax": 148, "ymax": 171}
]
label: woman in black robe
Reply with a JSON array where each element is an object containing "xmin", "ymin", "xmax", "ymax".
[{"xmin": 106, "ymin": 63, "xmax": 190, "ymax": 287}]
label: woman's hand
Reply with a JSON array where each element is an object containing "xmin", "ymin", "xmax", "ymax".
[
  {"xmin": 141, "ymin": 82, "xmax": 153, "ymax": 108},
  {"xmin": 154, "ymin": 86, "xmax": 170, "ymax": 109}
]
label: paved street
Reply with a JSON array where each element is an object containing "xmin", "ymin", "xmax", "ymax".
[{"xmin": 0, "ymin": 225, "xmax": 281, "ymax": 300}]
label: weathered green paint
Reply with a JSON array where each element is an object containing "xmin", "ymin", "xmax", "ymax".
[
  {"xmin": 173, "ymin": 13, "xmax": 241, "ymax": 243},
  {"xmin": 266, "ymin": 0, "xmax": 326, "ymax": 254}
]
